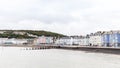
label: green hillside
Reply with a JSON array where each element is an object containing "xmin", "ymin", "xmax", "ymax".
[{"xmin": 0, "ymin": 30, "xmax": 66, "ymax": 39}]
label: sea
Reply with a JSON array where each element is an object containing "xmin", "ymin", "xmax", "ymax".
[{"xmin": 0, "ymin": 47, "xmax": 119, "ymax": 68}]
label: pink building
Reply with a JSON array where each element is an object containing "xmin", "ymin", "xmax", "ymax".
[{"xmin": 34, "ymin": 36, "xmax": 53, "ymax": 45}]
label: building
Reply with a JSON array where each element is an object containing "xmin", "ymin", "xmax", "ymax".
[
  {"xmin": 3, "ymin": 38, "xmax": 28, "ymax": 45},
  {"xmin": 13, "ymin": 31, "xmax": 26, "ymax": 35},
  {"xmin": 102, "ymin": 31, "xmax": 120, "ymax": 47},
  {"xmin": 82, "ymin": 36, "xmax": 89, "ymax": 46},
  {"xmin": 72, "ymin": 36, "xmax": 81, "ymax": 45},
  {"xmin": 102, "ymin": 32, "xmax": 110, "ymax": 47},
  {"xmin": 0, "ymin": 31, "xmax": 5, "ymax": 34},
  {"xmin": 89, "ymin": 32, "xmax": 102, "ymax": 46},
  {"xmin": 71, "ymin": 36, "xmax": 90, "ymax": 46},
  {"xmin": 55, "ymin": 37, "xmax": 72, "ymax": 45},
  {"xmin": 27, "ymin": 33, "xmax": 38, "ymax": 37},
  {"xmin": 0, "ymin": 38, "xmax": 8, "ymax": 44},
  {"xmin": 18, "ymin": 39, "xmax": 27, "ymax": 45},
  {"xmin": 55, "ymin": 36, "xmax": 89, "ymax": 46},
  {"xmin": 34, "ymin": 36, "xmax": 54, "ymax": 45},
  {"xmin": 109, "ymin": 31, "xmax": 120, "ymax": 47},
  {"xmin": 4, "ymin": 38, "xmax": 17, "ymax": 45}
]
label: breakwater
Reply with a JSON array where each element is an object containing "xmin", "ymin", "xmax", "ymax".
[{"xmin": 24, "ymin": 45, "xmax": 60, "ymax": 50}]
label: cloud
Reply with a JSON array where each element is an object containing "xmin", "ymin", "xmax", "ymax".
[{"xmin": 0, "ymin": 0, "xmax": 120, "ymax": 35}]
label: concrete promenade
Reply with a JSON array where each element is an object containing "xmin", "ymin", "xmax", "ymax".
[{"xmin": 58, "ymin": 46, "xmax": 120, "ymax": 54}]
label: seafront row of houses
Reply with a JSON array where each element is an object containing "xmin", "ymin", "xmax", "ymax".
[
  {"xmin": 55, "ymin": 30, "xmax": 120, "ymax": 47},
  {"xmin": 0, "ymin": 36, "xmax": 54, "ymax": 45},
  {"xmin": 0, "ymin": 30, "xmax": 120, "ymax": 47}
]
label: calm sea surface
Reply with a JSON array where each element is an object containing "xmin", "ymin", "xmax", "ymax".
[{"xmin": 0, "ymin": 47, "xmax": 119, "ymax": 68}]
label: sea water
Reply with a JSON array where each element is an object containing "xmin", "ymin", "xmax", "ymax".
[{"xmin": 0, "ymin": 47, "xmax": 119, "ymax": 68}]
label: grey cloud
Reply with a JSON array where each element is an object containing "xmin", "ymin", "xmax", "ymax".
[
  {"xmin": 0, "ymin": 0, "xmax": 119, "ymax": 35},
  {"xmin": 0, "ymin": 0, "xmax": 94, "ymax": 24}
]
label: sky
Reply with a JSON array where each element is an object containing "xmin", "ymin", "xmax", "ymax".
[{"xmin": 0, "ymin": 0, "xmax": 120, "ymax": 35}]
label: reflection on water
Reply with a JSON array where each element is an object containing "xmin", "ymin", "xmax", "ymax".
[{"xmin": 0, "ymin": 47, "xmax": 120, "ymax": 68}]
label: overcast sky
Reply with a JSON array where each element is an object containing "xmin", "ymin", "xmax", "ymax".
[{"xmin": 0, "ymin": 0, "xmax": 120, "ymax": 35}]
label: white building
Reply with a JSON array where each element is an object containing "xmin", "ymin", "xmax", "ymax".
[
  {"xmin": 81, "ymin": 36, "xmax": 89, "ymax": 46},
  {"xmin": 0, "ymin": 38, "xmax": 8, "ymax": 44},
  {"xmin": 27, "ymin": 33, "xmax": 38, "ymax": 37},
  {"xmin": 3, "ymin": 38, "xmax": 28, "ymax": 45},
  {"xmin": 76, "ymin": 36, "xmax": 89, "ymax": 46},
  {"xmin": 16, "ymin": 39, "xmax": 28, "ymax": 45},
  {"xmin": 89, "ymin": 32, "xmax": 102, "ymax": 46},
  {"xmin": 0, "ymin": 31, "xmax": 5, "ymax": 34},
  {"xmin": 72, "ymin": 37, "xmax": 80, "ymax": 45},
  {"xmin": 55, "ymin": 36, "xmax": 89, "ymax": 46},
  {"xmin": 13, "ymin": 32, "xmax": 26, "ymax": 35},
  {"xmin": 55, "ymin": 37, "xmax": 73, "ymax": 45},
  {"xmin": 4, "ymin": 38, "xmax": 17, "ymax": 45}
]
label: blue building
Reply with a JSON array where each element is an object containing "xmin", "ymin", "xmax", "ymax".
[
  {"xmin": 102, "ymin": 32, "xmax": 110, "ymax": 47},
  {"xmin": 102, "ymin": 31, "xmax": 120, "ymax": 47},
  {"xmin": 109, "ymin": 31, "xmax": 120, "ymax": 47}
]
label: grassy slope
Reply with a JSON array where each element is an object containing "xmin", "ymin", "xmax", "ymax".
[{"xmin": 0, "ymin": 30, "xmax": 66, "ymax": 39}]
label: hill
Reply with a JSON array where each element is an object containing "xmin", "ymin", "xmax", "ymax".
[{"xmin": 0, "ymin": 30, "xmax": 66, "ymax": 39}]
